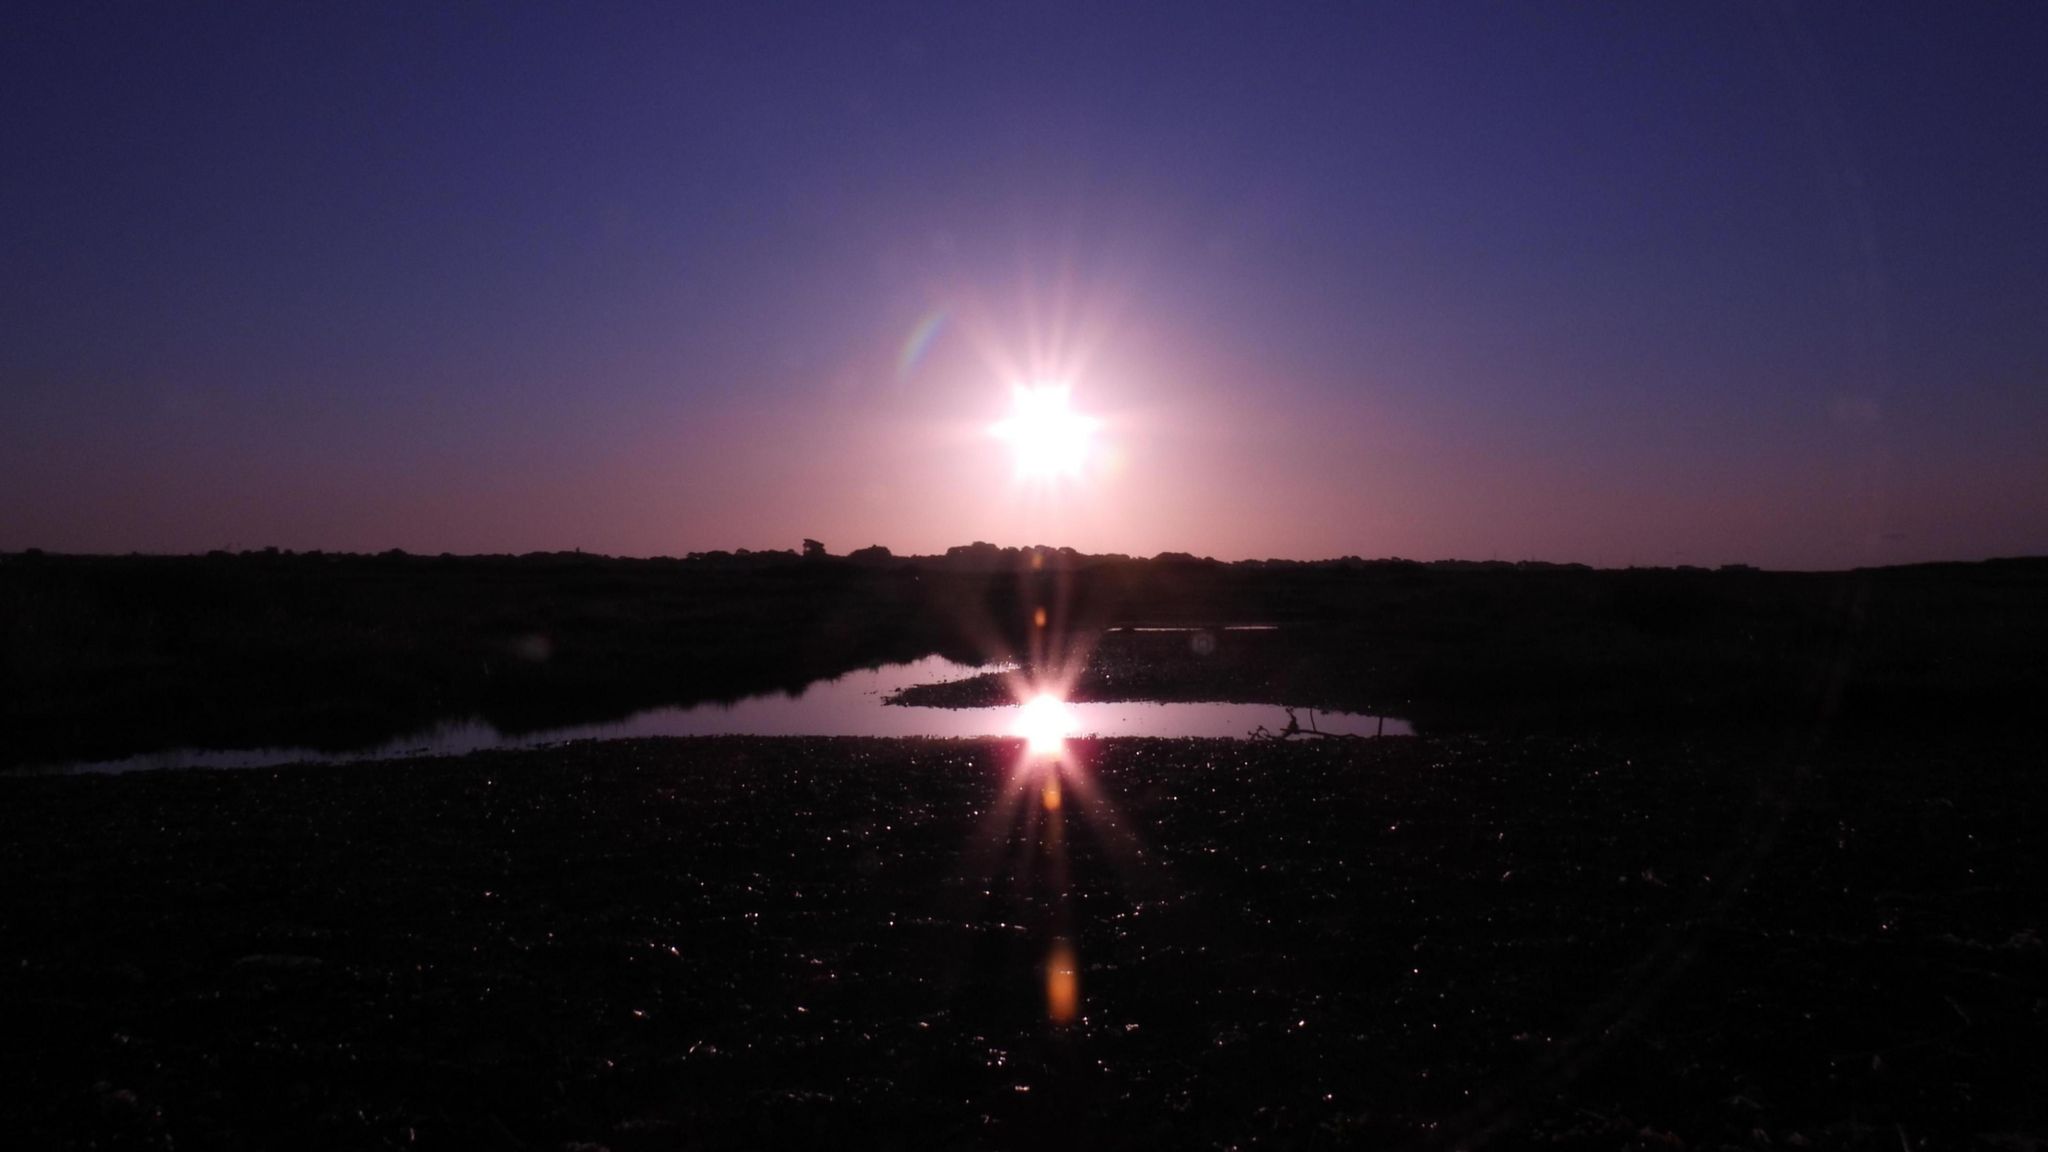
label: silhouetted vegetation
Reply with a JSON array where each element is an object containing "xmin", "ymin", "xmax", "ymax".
[{"xmin": 4, "ymin": 548, "xmax": 2046, "ymax": 767}]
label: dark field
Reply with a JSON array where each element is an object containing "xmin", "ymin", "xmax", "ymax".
[
  {"xmin": 2, "ymin": 734, "xmax": 2042, "ymax": 1149},
  {"xmin": 2, "ymin": 552, "xmax": 2045, "ymax": 1148}
]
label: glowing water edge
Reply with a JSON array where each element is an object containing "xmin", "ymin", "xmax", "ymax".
[{"xmin": 32, "ymin": 655, "xmax": 1411, "ymax": 775}]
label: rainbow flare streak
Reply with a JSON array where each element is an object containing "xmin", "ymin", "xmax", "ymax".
[{"xmin": 895, "ymin": 309, "xmax": 948, "ymax": 381}]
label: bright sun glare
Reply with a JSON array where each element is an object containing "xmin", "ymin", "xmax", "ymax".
[
  {"xmin": 993, "ymin": 384, "xmax": 1096, "ymax": 480},
  {"xmin": 1015, "ymin": 692, "xmax": 1077, "ymax": 755}
]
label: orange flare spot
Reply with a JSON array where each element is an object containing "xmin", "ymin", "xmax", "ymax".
[{"xmin": 1046, "ymin": 939, "xmax": 1079, "ymax": 1023}]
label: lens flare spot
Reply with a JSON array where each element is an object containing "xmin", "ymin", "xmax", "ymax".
[
  {"xmin": 1041, "ymin": 776, "xmax": 1062, "ymax": 811},
  {"xmin": 1015, "ymin": 693, "xmax": 1077, "ymax": 756},
  {"xmin": 895, "ymin": 308, "xmax": 947, "ymax": 381},
  {"xmin": 1046, "ymin": 938, "xmax": 1080, "ymax": 1024}
]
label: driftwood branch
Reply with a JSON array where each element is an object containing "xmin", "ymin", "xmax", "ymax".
[{"xmin": 1249, "ymin": 707, "xmax": 1370, "ymax": 742}]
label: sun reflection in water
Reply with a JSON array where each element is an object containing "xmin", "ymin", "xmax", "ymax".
[
  {"xmin": 948, "ymin": 587, "xmax": 1161, "ymax": 1030},
  {"xmin": 1015, "ymin": 692, "xmax": 1077, "ymax": 758}
]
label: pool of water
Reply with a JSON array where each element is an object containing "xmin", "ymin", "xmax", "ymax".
[
  {"xmin": 31, "ymin": 655, "xmax": 1412, "ymax": 774},
  {"xmin": 1120, "ymin": 625, "xmax": 1279, "ymax": 632}
]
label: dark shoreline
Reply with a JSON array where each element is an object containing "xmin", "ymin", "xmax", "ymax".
[
  {"xmin": 4, "ymin": 733, "xmax": 2040, "ymax": 1149},
  {"xmin": 10, "ymin": 550, "xmax": 2048, "ymax": 768}
]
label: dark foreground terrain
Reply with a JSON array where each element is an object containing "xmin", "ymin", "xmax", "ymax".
[
  {"xmin": 3, "ymin": 733, "xmax": 2041, "ymax": 1150},
  {"xmin": 4, "ymin": 550, "xmax": 2044, "ymax": 1147}
]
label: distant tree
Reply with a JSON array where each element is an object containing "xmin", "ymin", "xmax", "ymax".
[
  {"xmin": 939, "ymin": 541, "xmax": 1007, "ymax": 571},
  {"xmin": 802, "ymin": 538, "xmax": 827, "ymax": 560}
]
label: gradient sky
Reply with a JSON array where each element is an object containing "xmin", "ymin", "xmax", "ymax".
[{"xmin": 5, "ymin": 3, "xmax": 2045, "ymax": 568}]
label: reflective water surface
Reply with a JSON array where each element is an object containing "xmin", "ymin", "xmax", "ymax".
[{"xmin": 37, "ymin": 655, "xmax": 1411, "ymax": 774}]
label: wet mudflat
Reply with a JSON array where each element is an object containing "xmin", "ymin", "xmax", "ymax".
[{"xmin": 1, "ymin": 734, "xmax": 2040, "ymax": 1150}]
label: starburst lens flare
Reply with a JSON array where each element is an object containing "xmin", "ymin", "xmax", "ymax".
[
  {"xmin": 992, "ymin": 384, "xmax": 1096, "ymax": 480},
  {"xmin": 1015, "ymin": 693, "xmax": 1077, "ymax": 756}
]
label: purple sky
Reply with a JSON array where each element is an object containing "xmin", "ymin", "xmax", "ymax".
[{"xmin": 4, "ymin": 4, "xmax": 2045, "ymax": 568}]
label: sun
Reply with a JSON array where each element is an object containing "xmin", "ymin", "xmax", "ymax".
[{"xmin": 992, "ymin": 383, "xmax": 1097, "ymax": 480}]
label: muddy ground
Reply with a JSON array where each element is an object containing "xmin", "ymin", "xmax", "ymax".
[{"xmin": 2, "ymin": 733, "xmax": 2040, "ymax": 1150}]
